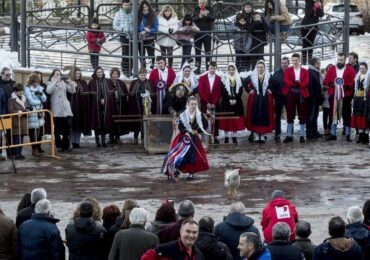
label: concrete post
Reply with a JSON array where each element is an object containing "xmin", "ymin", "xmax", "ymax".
[
  {"xmin": 132, "ymin": 0, "xmax": 139, "ymax": 76},
  {"xmin": 273, "ymin": 0, "xmax": 281, "ymax": 72},
  {"xmin": 10, "ymin": 0, "xmax": 17, "ymax": 52},
  {"xmin": 20, "ymin": 0, "xmax": 27, "ymax": 67},
  {"xmin": 343, "ymin": 0, "xmax": 350, "ymax": 54},
  {"xmin": 89, "ymin": 0, "xmax": 94, "ymax": 21}
]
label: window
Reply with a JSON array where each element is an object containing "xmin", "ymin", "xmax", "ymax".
[{"xmin": 332, "ymin": 4, "xmax": 359, "ymax": 12}]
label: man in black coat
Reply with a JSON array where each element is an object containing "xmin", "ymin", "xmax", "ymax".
[
  {"xmin": 293, "ymin": 220, "xmax": 316, "ymax": 260},
  {"xmin": 16, "ymin": 188, "xmax": 47, "ymax": 228},
  {"xmin": 195, "ymin": 216, "xmax": 233, "ymax": 260},
  {"xmin": 270, "ymin": 57, "xmax": 290, "ymax": 141},
  {"xmin": 314, "ymin": 216, "xmax": 364, "ymax": 260},
  {"xmin": 214, "ymin": 202, "xmax": 260, "ymax": 260},
  {"xmin": 267, "ymin": 222, "xmax": 305, "ymax": 260},
  {"xmin": 66, "ymin": 201, "xmax": 107, "ymax": 260},
  {"xmin": 348, "ymin": 52, "xmax": 359, "ymax": 74},
  {"xmin": 306, "ymin": 57, "xmax": 323, "ymax": 139}
]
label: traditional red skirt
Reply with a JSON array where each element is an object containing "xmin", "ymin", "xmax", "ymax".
[
  {"xmin": 351, "ymin": 116, "xmax": 367, "ymax": 129},
  {"xmin": 245, "ymin": 93, "xmax": 275, "ymax": 134},
  {"xmin": 219, "ymin": 116, "xmax": 246, "ymax": 131}
]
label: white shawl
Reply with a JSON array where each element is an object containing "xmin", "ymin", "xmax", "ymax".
[
  {"xmin": 251, "ymin": 60, "xmax": 270, "ymax": 96},
  {"xmin": 179, "ymin": 102, "xmax": 210, "ymax": 135},
  {"xmin": 221, "ymin": 63, "xmax": 243, "ymax": 97}
]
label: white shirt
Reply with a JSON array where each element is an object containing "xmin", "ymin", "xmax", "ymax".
[
  {"xmin": 294, "ymin": 67, "xmax": 301, "ymax": 81},
  {"xmin": 159, "ymin": 67, "xmax": 168, "ymax": 82},
  {"xmin": 208, "ymin": 73, "xmax": 215, "ymax": 92},
  {"xmin": 336, "ymin": 66, "xmax": 345, "ymax": 80}
]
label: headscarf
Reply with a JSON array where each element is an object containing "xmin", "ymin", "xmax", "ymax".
[
  {"xmin": 251, "ymin": 60, "xmax": 270, "ymax": 96},
  {"xmin": 179, "ymin": 97, "xmax": 210, "ymax": 135},
  {"xmin": 173, "ymin": 62, "xmax": 198, "ymax": 91},
  {"xmin": 354, "ymin": 70, "xmax": 369, "ymax": 97},
  {"xmin": 221, "ymin": 63, "xmax": 243, "ymax": 97}
]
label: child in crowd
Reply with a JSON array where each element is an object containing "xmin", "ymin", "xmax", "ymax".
[{"xmin": 86, "ymin": 17, "xmax": 106, "ymax": 70}]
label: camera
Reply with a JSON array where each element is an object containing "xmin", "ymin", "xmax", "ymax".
[
  {"xmin": 35, "ymin": 91, "xmax": 43, "ymax": 97},
  {"xmin": 61, "ymin": 75, "xmax": 69, "ymax": 81}
]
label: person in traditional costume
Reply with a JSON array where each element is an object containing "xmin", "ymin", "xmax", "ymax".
[
  {"xmin": 245, "ymin": 60, "xmax": 274, "ymax": 143},
  {"xmin": 149, "ymin": 56, "xmax": 176, "ymax": 114},
  {"xmin": 172, "ymin": 63, "xmax": 198, "ymax": 93},
  {"xmin": 108, "ymin": 67, "xmax": 129, "ymax": 145},
  {"xmin": 282, "ymin": 53, "xmax": 309, "ymax": 143},
  {"xmin": 163, "ymin": 83, "xmax": 192, "ymax": 116},
  {"xmin": 88, "ymin": 66, "xmax": 116, "ymax": 148},
  {"xmin": 162, "ymin": 96, "xmax": 210, "ymax": 181},
  {"xmin": 70, "ymin": 67, "xmax": 90, "ymax": 149},
  {"xmin": 324, "ymin": 52, "xmax": 356, "ymax": 141},
  {"xmin": 365, "ymin": 75, "xmax": 370, "ymax": 148},
  {"xmin": 127, "ymin": 67, "xmax": 156, "ymax": 144},
  {"xmin": 218, "ymin": 64, "xmax": 245, "ymax": 144},
  {"xmin": 351, "ymin": 62, "xmax": 369, "ymax": 144}
]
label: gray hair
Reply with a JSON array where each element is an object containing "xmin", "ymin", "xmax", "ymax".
[
  {"xmin": 347, "ymin": 206, "xmax": 364, "ymax": 224},
  {"xmin": 272, "ymin": 222, "xmax": 291, "ymax": 241},
  {"xmin": 240, "ymin": 232, "xmax": 262, "ymax": 250},
  {"xmin": 178, "ymin": 200, "xmax": 195, "ymax": 219},
  {"xmin": 229, "ymin": 202, "xmax": 246, "ymax": 214},
  {"xmin": 31, "ymin": 188, "xmax": 47, "ymax": 204},
  {"xmin": 129, "ymin": 207, "xmax": 147, "ymax": 226},
  {"xmin": 34, "ymin": 199, "xmax": 52, "ymax": 215}
]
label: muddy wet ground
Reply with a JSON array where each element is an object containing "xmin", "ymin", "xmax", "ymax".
[{"xmin": 1, "ymin": 134, "xmax": 369, "ymax": 244}]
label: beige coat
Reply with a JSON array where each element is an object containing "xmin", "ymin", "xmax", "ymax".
[
  {"xmin": 274, "ymin": 4, "xmax": 292, "ymax": 26},
  {"xmin": 7, "ymin": 93, "xmax": 30, "ymax": 136}
]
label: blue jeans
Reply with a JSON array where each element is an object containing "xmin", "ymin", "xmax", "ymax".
[{"xmin": 269, "ymin": 24, "xmax": 290, "ymax": 34}]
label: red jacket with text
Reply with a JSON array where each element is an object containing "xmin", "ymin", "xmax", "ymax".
[
  {"xmin": 282, "ymin": 66, "xmax": 310, "ymax": 98},
  {"xmin": 323, "ymin": 64, "xmax": 356, "ymax": 97},
  {"xmin": 261, "ymin": 197, "xmax": 299, "ymax": 244},
  {"xmin": 198, "ymin": 73, "xmax": 222, "ymax": 113}
]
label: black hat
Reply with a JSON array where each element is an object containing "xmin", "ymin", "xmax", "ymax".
[{"xmin": 80, "ymin": 202, "xmax": 93, "ymax": 218}]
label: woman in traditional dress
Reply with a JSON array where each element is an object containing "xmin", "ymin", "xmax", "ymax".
[
  {"xmin": 245, "ymin": 60, "xmax": 274, "ymax": 143},
  {"xmin": 351, "ymin": 62, "xmax": 369, "ymax": 144},
  {"xmin": 162, "ymin": 96, "xmax": 209, "ymax": 181},
  {"xmin": 172, "ymin": 63, "xmax": 198, "ymax": 93},
  {"xmin": 218, "ymin": 64, "xmax": 245, "ymax": 144}
]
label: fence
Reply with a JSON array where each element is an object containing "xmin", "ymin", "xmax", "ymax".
[{"xmin": 0, "ymin": 109, "xmax": 59, "ymax": 159}]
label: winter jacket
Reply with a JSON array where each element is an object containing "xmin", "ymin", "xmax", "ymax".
[
  {"xmin": 233, "ymin": 21, "xmax": 251, "ymax": 53},
  {"xmin": 250, "ymin": 19, "xmax": 269, "ymax": 47},
  {"xmin": 266, "ymin": 4, "xmax": 292, "ymax": 26},
  {"xmin": 86, "ymin": 31, "xmax": 106, "ymax": 53},
  {"xmin": 141, "ymin": 239, "xmax": 204, "ymax": 260},
  {"xmin": 195, "ymin": 231, "xmax": 233, "ymax": 260},
  {"xmin": 308, "ymin": 66, "xmax": 323, "ymax": 101},
  {"xmin": 0, "ymin": 77, "xmax": 15, "ymax": 113},
  {"xmin": 214, "ymin": 213, "xmax": 260, "ymax": 260},
  {"xmin": 158, "ymin": 219, "xmax": 184, "ymax": 244},
  {"xmin": 65, "ymin": 217, "xmax": 107, "ymax": 260},
  {"xmin": 15, "ymin": 205, "xmax": 35, "ymax": 228},
  {"xmin": 46, "ymin": 78, "xmax": 76, "ymax": 117},
  {"xmin": 138, "ymin": 15, "xmax": 158, "ymax": 39},
  {"xmin": 313, "ymin": 237, "xmax": 364, "ymax": 260},
  {"xmin": 293, "ymin": 238, "xmax": 316, "ymax": 260},
  {"xmin": 113, "ymin": 8, "xmax": 133, "ymax": 35},
  {"xmin": 176, "ymin": 22, "xmax": 199, "ymax": 41},
  {"xmin": 7, "ymin": 93, "xmax": 30, "ymax": 135},
  {"xmin": 261, "ymin": 197, "xmax": 299, "ymax": 244},
  {"xmin": 192, "ymin": 6, "xmax": 215, "ymax": 31},
  {"xmin": 24, "ymin": 85, "xmax": 47, "ymax": 129},
  {"xmin": 268, "ymin": 240, "xmax": 304, "ymax": 260},
  {"xmin": 248, "ymin": 246, "xmax": 271, "ymax": 260},
  {"xmin": 17, "ymin": 214, "xmax": 65, "ymax": 260},
  {"xmin": 0, "ymin": 88, "xmax": 6, "ymax": 114},
  {"xmin": 157, "ymin": 16, "xmax": 179, "ymax": 47},
  {"xmin": 270, "ymin": 69, "xmax": 285, "ymax": 99},
  {"xmin": 0, "ymin": 212, "xmax": 17, "ymax": 260},
  {"xmin": 282, "ymin": 66, "xmax": 310, "ymax": 98},
  {"xmin": 146, "ymin": 220, "xmax": 175, "ymax": 235},
  {"xmin": 345, "ymin": 222, "xmax": 370, "ymax": 259},
  {"xmin": 108, "ymin": 224, "xmax": 159, "ymax": 260}
]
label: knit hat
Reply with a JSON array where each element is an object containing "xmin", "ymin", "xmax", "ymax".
[
  {"xmin": 271, "ymin": 190, "xmax": 285, "ymax": 200},
  {"xmin": 80, "ymin": 202, "xmax": 93, "ymax": 218}
]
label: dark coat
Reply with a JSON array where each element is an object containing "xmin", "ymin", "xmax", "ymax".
[
  {"xmin": 71, "ymin": 79, "xmax": 91, "ymax": 134},
  {"xmin": 163, "ymin": 92, "xmax": 188, "ymax": 115},
  {"xmin": 308, "ymin": 66, "xmax": 323, "ymax": 101},
  {"xmin": 219, "ymin": 81, "xmax": 244, "ymax": 116},
  {"xmin": 0, "ymin": 212, "xmax": 17, "ymax": 260},
  {"xmin": 293, "ymin": 238, "xmax": 316, "ymax": 260},
  {"xmin": 270, "ymin": 69, "xmax": 285, "ymax": 100},
  {"xmin": 301, "ymin": 0, "xmax": 324, "ymax": 25},
  {"xmin": 158, "ymin": 219, "xmax": 184, "ymax": 244},
  {"xmin": 195, "ymin": 231, "xmax": 233, "ymax": 260},
  {"xmin": 250, "ymin": 19, "xmax": 269, "ymax": 47},
  {"xmin": 267, "ymin": 240, "xmax": 304, "ymax": 260},
  {"xmin": 0, "ymin": 77, "xmax": 15, "ymax": 113},
  {"xmin": 192, "ymin": 6, "xmax": 215, "ymax": 31},
  {"xmin": 112, "ymin": 78, "xmax": 130, "ymax": 135},
  {"xmin": 7, "ymin": 94, "xmax": 30, "ymax": 135},
  {"xmin": 214, "ymin": 213, "xmax": 260, "ymax": 260},
  {"xmin": 65, "ymin": 217, "xmax": 107, "ymax": 260},
  {"xmin": 17, "ymin": 214, "xmax": 65, "ymax": 260},
  {"xmin": 313, "ymin": 237, "xmax": 364, "ymax": 260},
  {"xmin": 0, "ymin": 88, "xmax": 6, "ymax": 114},
  {"xmin": 15, "ymin": 205, "xmax": 35, "ymax": 228},
  {"xmin": 108, "ymin": 224, "xmax": 159, "ymax": 260},
  {"xmin": 345, "ymin": 222, "xmax": 370, "ymax": 259}
]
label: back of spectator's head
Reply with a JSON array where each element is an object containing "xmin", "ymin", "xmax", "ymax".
[
  {"xmin": 271, "ymin": 190, "xmax": 285, "ymax": 200},
  {"xmin": 120, "ymin": 199, "xmax": 138, "ymax": 228},
  {"xmin": 328, "ymin": 216, "xmax": 345, "ymax": 238},
  {"xmin": 155, "ymin": 204, "xmax": 177, "ymax": 223},
  {"xmin": 80, "ymin": 202, "xmax": 94, "ymax": 218},
  {"xmin": 129, "ymin": 207, "xmax": 147, "ymax": 226},
  {"xmin": 35, "ymin": 199, "xmax": 52, "ymax": 215},
  {"xmin": 229, "ymin": 202, "xmax": 246, "ymax": 214},
  {"xmin": 178, "ymin": 200, "xmax": 195, "ymax": 219},
  {"xmin": 84, "ymin": 197, "xmax": 102, "ymax": 221},
  {"xmin": 199, "ymin": 216, "xmax": 214, "ymax": 233},
  {"xmin": 295, "ymin": 220, "xmax": 312, "ymax": 238},
  {"xmin": 310, "ymin": 57, "xmax": 321, "ymax": 66},
  {"xmin": 17, "ymin": 193, "xmax": 32, "ymax": 212},
  {"xmin": 102, "ymin": 204, "xmax": 121, "ymax": 227},
  {"xmin": 347, "ymin": 206, "xmax": 364, "ymax": 224},
  {"xmin": 272, "ymin": 222, "xmax": 291, "ymax": 241},
  {"xmin": 31, "ymin": 188, "xmax": 47, "ymax": 204},
  {"xmin": 363, "ymin": 200, "xmax": 370, "ymax": 226}
]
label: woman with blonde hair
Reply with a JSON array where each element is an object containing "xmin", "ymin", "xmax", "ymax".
[{"xmin": 157, "ymin": 5, "xmax": 178, "ymax": 68}]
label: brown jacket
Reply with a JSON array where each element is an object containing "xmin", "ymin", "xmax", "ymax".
[
  {"xmin": 7, "ymin": 93, "xmax": 30, "ymax": 135},
  {"xmin": 268, "ymin": 4, "xmax": 292, "ymax": 26},
  {"xmin": 0, "ymin": 210, "xmax": 17, "ymax": 260}
]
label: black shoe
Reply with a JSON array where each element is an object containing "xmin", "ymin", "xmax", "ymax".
[
  {"xmin": 256, "ymin": 139, "xmax": 265, "ymax": 144},
  {"xmin": 16, "ymin": 154, "xmax": 25, "ymax": 160},
  {"xmin": 224, "ymin": 137, "xmax": 229, "ymax": 144},
  {"xmin": 95, "ymin": 136, "xmax": 101, "ymax": 148},
  {"xmin": 356, "ymin": 133, "xmax": 363, "ymax": 143},
  {"xmin": 214, "ymin": 139, "xmax": 219, "ymax": 144},
  {"xmin": 107, "ymin": 139, "xmax": 115, "ymax": 145},
  {"xmin": 314, "ymin": 132, "xmax": 323, "ymax": 138},
  {"xmin": 101, "ymin": 135, "xmax": 107, "ymax": 147},
  {"xmin": 274, "ymin": 135, "xmax": 281, "ymax": 142},
  {"xmin": 248, "ymin": 133, "xmax": 255, "ymax": 143},
  {"xmin": 300, "ymin": 136, "xmax": 306, "ymax": 143},
  {"xmin": 363, "ymin": 133, "xmax": 369, "ymax": 144},
  {"xmin": 283, "ymin": 136, "xmax": 293, "ymax": 143},
  {"xmin": 232, "ymin": 137, "xmax": 237, "ymax": 144},
  {"xmin": 326, "ymin": 134, "xmax": 337, "ymax": 141},
  {"xmin": 346, "ymin": 135, "xmax": 352, "ymax": 142},
  {"xmin": 38, "ymin": 146, "xmax": 45, "ymax": 153},
  {"xmin": 72, "ymin": 143, "xmax": 81, "ymax": 149}
]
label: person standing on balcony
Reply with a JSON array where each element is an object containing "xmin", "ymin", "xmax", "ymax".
[
  {"xmin": 192, "ymin": 0, "xmax": 215, "ymax": 74},
  {"xmin": 301, "ymin": 0, "xmax": 324, "ymax": 65},
  {"xmin": 249, "ymin": 12, "xmax": 269, "ymax": 69},
  {"xmin": 264, "ymin": 0, "xmax": 292, "ymax": 43},
  {"xmin": 157, "ymin": 5, "xmax": 178, "ymax": 69},
  {"xmin": 113, "ymin": 0, "xmax": 133, "ymax": 77},
  {"xmin": 86, "ymin": 17, "xmax": 106, "ymax": 70},
  {"xmin": 138, "ymin": 0, "xmax": 158, "ymax": 69},
  {"xmin": 176, "ymin": 15, "xmax": 199, "ymax": 68}
]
